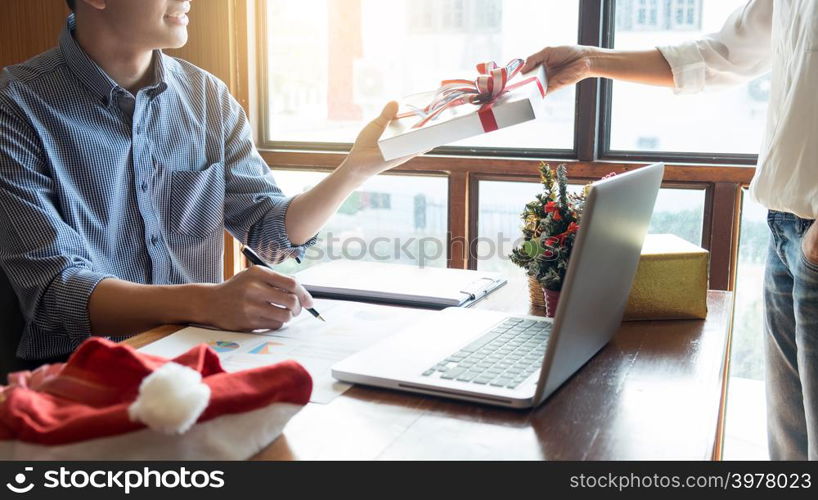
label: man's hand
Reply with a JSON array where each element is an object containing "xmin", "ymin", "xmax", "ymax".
[
  {"xmin": 200, "ymin": 265, "xmax": 314, "ymax": 332},
  {"xmin": 522, "ymin": 45, "xmax": 595, "ymax": 94},
  {"xmin": 338, "ymin": 101, "xmax": 419, "ymax": 182},
  {"xmin": 803, "ymin": 222, "xmax": 818, "ymax": 266},
  {"xmin": 88, "ymin": 268, "xmax": 314, "ymax": 337}
]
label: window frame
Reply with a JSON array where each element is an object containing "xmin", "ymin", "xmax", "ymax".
[
  {"xmin": 256, "ymin": 0, "xmax": 760, "ymax": 165},
  {"xmin": 598, "ymin": 0, "xmax": 758, "ymax": 164},
  {"xmin": 255, "ymin": 0, "xmax": 579, "ymax": 158},
  {"xmin": 250, "ymin": 0, "xmax": 761, "ymax": 291}
]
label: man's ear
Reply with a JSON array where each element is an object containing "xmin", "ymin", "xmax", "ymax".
[{"xmin": 79, "ymin": 0, "xmax": 107, "ymax": 10}]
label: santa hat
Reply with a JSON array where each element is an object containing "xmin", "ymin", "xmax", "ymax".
[{"xmin": 0, "ymin": 337, "xmax": 312, "ymax": 460}]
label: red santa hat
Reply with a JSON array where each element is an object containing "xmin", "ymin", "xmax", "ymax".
[{"xmin": 0, "ymin": 337, "xmax": 312, "ymax": 460}]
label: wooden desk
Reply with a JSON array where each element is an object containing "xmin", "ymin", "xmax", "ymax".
[{"xmin": 124, "ymin": 281, "xmax": 734, "ymax": 461}]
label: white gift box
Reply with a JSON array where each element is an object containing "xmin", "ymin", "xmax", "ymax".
[{"xmin": 378, "ymin": 65, "xmax": 547, "ymax": 161}]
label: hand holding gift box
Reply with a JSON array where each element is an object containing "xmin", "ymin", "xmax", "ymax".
[{"xmin": 378, "ymin": 59, "xmax": 548, "ymax": 161}]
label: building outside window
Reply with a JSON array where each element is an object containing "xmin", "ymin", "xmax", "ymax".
[{"xmin": 617, "ymin": 0, "xmax": 702, "ymax": 32}]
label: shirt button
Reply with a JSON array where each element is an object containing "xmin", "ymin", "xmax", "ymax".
[
  {"xmin": 140, "ymin": 181, "xmax": 148, "ymax": 192},
  {"xmin": 150, "ymin": 235, "xmax": 159, "ymax": 246},
  {"xmin": 136, "ymin": 125, "xmax": 143, "ymax": 135}
]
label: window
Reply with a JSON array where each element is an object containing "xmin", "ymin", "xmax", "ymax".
[
  {"xmin": 617, "ymin": 0, "xmax": 701, "ymax": 32},
  {"xmin": 268, "ymin": 171, "xmax": 449, "ymax": 276},
  {"xmin": 476, "ymin": 179, "xmax": 705, "ymax": 273},
  {"xmin": 637, "ymin": 0, "xmax": 661, "ymax": 31},
  {"xmin": 410, "ymin": 0, "xmax": 501, "ymax": 33},
  {"xmin": 670, "ymin": 0, "xmax": 703, "ymax": 30},
  {"xmin": 722, "ymin": 190, "xmax": 769, "ymax": 459},
  {"xmin": 609, "ymin": 0, "xmax": 767, "ymax": 155},
  {"xmin": 474, "ymin": 0, "xmax": 503, "ymax": 31},
  {"xmin": 259, "ymin": 0, "xmax": 765, "ymax": 284},
  {"xmin": 263, "ymin": 0, "xmax": 578, "ymax": 151}
]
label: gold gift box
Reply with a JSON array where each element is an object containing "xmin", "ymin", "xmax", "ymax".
[{"xmin": 624, "ymin": 234, "xmax": 709, "ymax": 321}]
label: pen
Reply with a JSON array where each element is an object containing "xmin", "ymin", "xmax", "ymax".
[{"xmin": 241, "ymin": 245, "xmax": 325, "ymax": 322}]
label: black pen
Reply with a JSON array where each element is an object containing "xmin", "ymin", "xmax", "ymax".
[{"xmin": 241, "ymin": 245, "xmax": 325, "ymax": 322}]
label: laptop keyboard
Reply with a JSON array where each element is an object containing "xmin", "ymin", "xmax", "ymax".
[{"xmin": 422, "ymin": 317, "xmax": 551, "ymax": 389}]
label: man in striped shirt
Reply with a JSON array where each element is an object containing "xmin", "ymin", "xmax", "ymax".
[{"xmin": 0, "ymin": 0, "xmax": 412, "ymax": 362}]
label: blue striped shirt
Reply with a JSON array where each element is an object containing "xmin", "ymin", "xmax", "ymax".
[{"xmin": 0, "ymin": 15, "xmax": 314, "ymax": 360}]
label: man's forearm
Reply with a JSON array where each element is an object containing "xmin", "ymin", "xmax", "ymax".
[
  {"xmin": 88, "ymin": 278, "xmax": 213, "ymax": 337},
  {"xmin": 284, "ymin": 102, "xmax": 411, "ymax": 246},
  {"xmin": 587, "ymin": 47, "xmax": 675, "ymax": 87},
  {"xmin": 284, "ymin": 161, "xmax": 366, "ymax": 246}
]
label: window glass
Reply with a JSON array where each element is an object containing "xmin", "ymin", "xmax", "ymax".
[
  {"xmin": 269, "ymin": 170, "xmax": 449, "ymax": 275},
  {"xmin": 722, "ymin": 189, "xmax": 769, "ymax": 459},
  {"xmin": 610, "ymin": 0, "xmax": 769, "ymax": 154},
  {"xmin": 476, "ymin": 179, "xmax": 705, "ymax": 274},
  {"xmin": 265, "ymin": 0, "xmax": 579, "ymax": 150}
]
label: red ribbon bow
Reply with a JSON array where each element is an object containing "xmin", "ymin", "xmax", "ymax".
[{"xmin": 398, "ymin": 59, "xmax": 544, "ymax": 131}]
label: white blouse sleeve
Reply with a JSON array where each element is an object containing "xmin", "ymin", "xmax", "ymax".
[{"xmin": 657, "ymin": 0, "xmax": 773, "ymax": 94}]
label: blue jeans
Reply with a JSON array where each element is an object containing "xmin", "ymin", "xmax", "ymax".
[{"xmin": 765, "ymin": 210, "xmax": 818, "ymax": 460}]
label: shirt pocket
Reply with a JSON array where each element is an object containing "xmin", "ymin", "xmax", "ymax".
[{"xmin": 169, "ymin": 162, "xmax": 226, "ymax": 238}]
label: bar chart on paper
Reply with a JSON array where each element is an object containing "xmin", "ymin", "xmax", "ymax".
[
  {"xmin": 249, "ymin": 342, "xmax": 285, "ymax": 355},
  {"xmin": 138, "ymin": 299, "xmax": 437, "ymax": 403}
]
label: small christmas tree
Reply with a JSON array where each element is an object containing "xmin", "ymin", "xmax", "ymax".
[{"xmin": 509, "ymin": 163, "xmax": 588, "ymax": 292}]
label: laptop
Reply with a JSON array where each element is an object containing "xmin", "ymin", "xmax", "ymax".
[{"xmin": 332, "ymin": 163, "xmax": 665, "ymax": 408}]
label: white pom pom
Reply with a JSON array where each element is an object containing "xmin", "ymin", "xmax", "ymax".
[{"xmin": 128, "ymin": 362, "xmax": 211, "ymax": 435}]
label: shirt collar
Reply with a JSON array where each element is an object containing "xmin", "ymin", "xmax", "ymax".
[{"xmin": 59, "ymin": 14, "xmax": 169, "ymax": 106}]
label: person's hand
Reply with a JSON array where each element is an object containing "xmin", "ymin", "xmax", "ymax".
[
  {"xmin": 803, "ymin": 223, "xmax": 818, "ymax": 266},
  {"xmin": 339, "ymin": 102, "xmax": 420, "ymax": 181},
  {"xmin": 522, "ymin": 45, "xmax": 597, "ymax": 94},
  {"xmin": 200, "ymin": 265, "xmax": 314, "ymax": 332}
]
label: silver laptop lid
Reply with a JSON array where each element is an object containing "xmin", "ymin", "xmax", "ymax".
[{"xmin": 533, "ymin": 163, "xmax": 664, "ymax": 405}]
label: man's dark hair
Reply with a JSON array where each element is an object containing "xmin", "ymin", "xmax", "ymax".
[{"xmin": 65, "ymin": 0, "xmax": 76, "ymax": 11}]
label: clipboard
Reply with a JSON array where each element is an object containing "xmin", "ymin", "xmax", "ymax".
[
  {"xmin": 457, "ymin": 277, "xmax": 506, "ymax": 307},
  {"xmin": 294, "ymin": 261, "xmax": 507, "ymax": 309}
]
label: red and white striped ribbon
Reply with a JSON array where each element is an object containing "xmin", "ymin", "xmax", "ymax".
[{"xmin": 398, "ymin": 59, "xmax": 529, "ymax": 129}]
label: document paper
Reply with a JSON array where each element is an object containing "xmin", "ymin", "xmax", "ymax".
[{"xmin": 138, "ymin": 299, "xmax": 436, "ymax": 404}]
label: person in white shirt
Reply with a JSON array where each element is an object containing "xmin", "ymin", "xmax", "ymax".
[{"xmin": 523, "ymin": 0, "xmax": 818, "ymax": 460}]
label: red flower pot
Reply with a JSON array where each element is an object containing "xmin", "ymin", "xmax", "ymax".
[{"xmin": 543, "ymin": 289, "xmax": 561, "ymax": 318}]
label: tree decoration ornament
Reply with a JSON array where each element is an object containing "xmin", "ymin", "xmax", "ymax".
[{"xmin": 509, "ymin": 163, "xmax": 599, "ymax": 293}]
